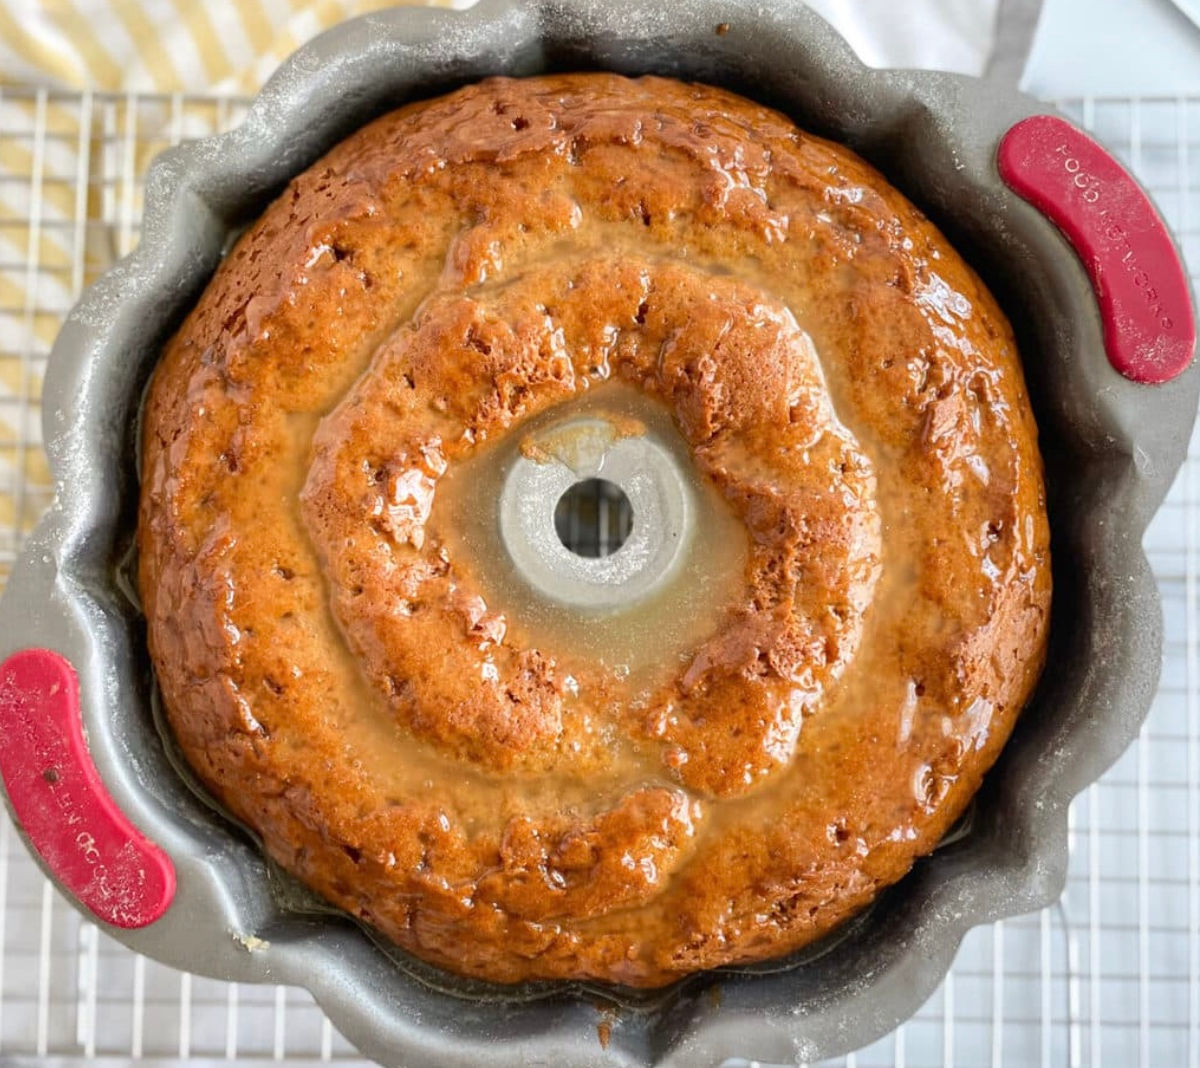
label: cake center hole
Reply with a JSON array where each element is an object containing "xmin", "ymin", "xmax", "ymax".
[{"xmin": 554, "ymin": 478, "xmax": 633, "ymax": 558}]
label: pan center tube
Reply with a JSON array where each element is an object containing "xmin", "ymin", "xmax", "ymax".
[{"xmin": 498, "ymin": 416, "xmax": 692, "ymax": 611}]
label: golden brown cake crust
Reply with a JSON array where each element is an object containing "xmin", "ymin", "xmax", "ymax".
[{"xmin": 138, "ymin": 73, "xmax": 1051, "ymax": 987}]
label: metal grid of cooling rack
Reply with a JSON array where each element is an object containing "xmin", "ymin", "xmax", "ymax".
[{"xmin": 0, "ymin": 86, "xmax": 1196, "ymax": 1067}]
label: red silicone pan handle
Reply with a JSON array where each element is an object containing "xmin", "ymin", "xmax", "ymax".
[
  {"xmin": 0, "ymin": 648, "xmax": 175, "ymax": 928},
  {"xmin": 998, "ymin": 114, "xmax": 1196, "ymax": 385}
]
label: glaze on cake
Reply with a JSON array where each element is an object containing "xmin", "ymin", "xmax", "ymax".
[{"xmin": 138, "ymin": 74, "xmax": 1051, "ymax": 987}]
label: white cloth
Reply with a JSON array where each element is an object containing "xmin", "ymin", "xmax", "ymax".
[
  {"xmin": 809, "ymin": 0, "xmax": 1200, "ymax": 97},
  {"xmin": 805, "ymin": 0, "xmax": 1000, "ymax": 76},
  {"xmin": 1023, "ymin": 0, "xmax": 1200, "ymax": 96}
]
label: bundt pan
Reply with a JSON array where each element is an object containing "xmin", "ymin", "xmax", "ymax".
[{"xmin": 0, "ymin": 1, "xmax": 1196, "ymax": 1064}]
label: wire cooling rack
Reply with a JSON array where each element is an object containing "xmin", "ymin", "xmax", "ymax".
[{"xmin": 0, "ymin": 86, "xmax": 1197, "ymax": 1067}]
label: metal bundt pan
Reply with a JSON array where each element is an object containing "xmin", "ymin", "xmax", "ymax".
[{"xmin": 0, "ymin": 1, "xmax": 1197, "ymax": 1064}]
